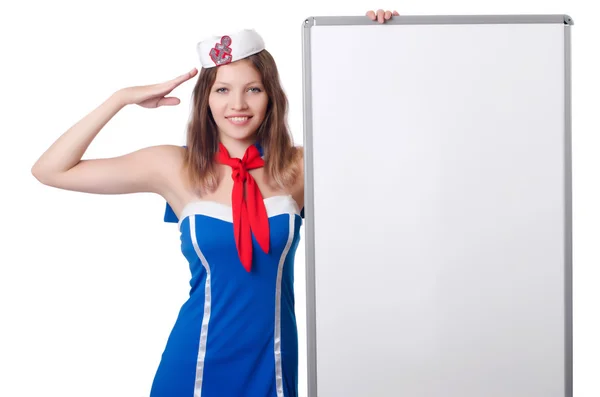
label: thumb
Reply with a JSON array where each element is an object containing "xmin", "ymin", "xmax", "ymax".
[{"xmin": 157, "ymin": 97, "xmax": 181, "ymax": 106}]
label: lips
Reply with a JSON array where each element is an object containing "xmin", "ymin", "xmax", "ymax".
[{"xmin": 226, "ymin": 116, "xmax": 252, "ymax": 126}]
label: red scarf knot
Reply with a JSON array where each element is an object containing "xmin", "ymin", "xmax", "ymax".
[{"xmin": 216, "ymin": 142, "xmax": 270, "ymax": 272}]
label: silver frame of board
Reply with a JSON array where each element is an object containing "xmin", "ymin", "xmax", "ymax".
[{"xmin": 301, "ymin": 14, "xmax": 573, "ymax": 397}]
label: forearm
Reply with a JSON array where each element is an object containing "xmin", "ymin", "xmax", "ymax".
[{"xmin": 31, "ymin": 91, "xmax": 128, "ymax": 181}]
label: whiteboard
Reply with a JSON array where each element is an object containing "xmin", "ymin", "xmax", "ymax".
[{"xmin": 301, "ymin": 14, "xmax": 573, "ymax": 397}]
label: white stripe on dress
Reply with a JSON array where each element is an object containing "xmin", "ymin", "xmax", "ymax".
[
  {"xmin": 275, "ymin": 213, "xmax": 296, "ymax": 397},
  {"xmin": 190, "ymin": 215, "xmax": 212, "ymax": 397}
]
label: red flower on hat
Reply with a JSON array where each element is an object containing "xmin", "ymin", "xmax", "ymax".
[{"xmin": 210, "ymin": 35, "xmax": 233, "ymax": 66}]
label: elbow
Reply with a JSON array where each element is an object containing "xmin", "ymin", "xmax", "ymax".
[
  {"xmin": 31, "ymin": 161, "xmax": 41, "ymax": 178},
  {"xmin": 31, "ymin": 162, "xmax": 52, "ymax": 185},
  {"xmin": 31, "ymin": 163, "xmax": 45, "ymax": 184}
]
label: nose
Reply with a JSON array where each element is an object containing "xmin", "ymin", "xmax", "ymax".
[{"xmin": 230, "ymin": 90, "xmax": 248, "ymax": 111}]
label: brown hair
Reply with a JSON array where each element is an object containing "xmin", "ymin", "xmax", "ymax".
[{"xmin": 183, "ymin": 49, "xmax": 301, "ymax": 195}]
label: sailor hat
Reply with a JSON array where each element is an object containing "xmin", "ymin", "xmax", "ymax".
[{"xmin": 196, "ymin": 29, "xmax": 265, "ymax": 68}]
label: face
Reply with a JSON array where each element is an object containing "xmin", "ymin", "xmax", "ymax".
[{"xmin": 208, "ymin": 60, "xmax": 269, "ymax": 144}]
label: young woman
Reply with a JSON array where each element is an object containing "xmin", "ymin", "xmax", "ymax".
[{"xmin": 31, "ymin": 9, "xmax": 399, "ymax": 397}]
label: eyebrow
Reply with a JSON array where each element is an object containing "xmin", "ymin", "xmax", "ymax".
[{"xmin": 214, "ymin": 81, "xmax": 263, "ymax": 86}]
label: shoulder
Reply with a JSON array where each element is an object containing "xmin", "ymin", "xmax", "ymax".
[
  {"xmin": 154, "ymin": 144, "xmax": 186, "ymax": 164},
  {"xmin": 133, "ymin": 144, "xmax": 187, "ymax": 188},
  {"xmin": 145, "ymin": 144, "xmax": 186, "ymax": 159},
  {"xmin": 295, "ymin": 146, "xmax": 304, "ymax": 174},
  {"xmin": 136, "ymin": 144, "xmax": 186, "ymax": 169},
  {"xmin": 290, "ymin": 145, "xmax": 304, "ymax": 200},
  {"xmin": 131, "ymin": 144, "xmax": 185, "ymax": 161},
  {"xmin": 293, "ymin": 145, "xmax": 304, "ymax": 167}
]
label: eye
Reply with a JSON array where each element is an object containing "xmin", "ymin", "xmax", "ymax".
[
  {"xmin": 248, "ymin": 87, "xmax": 262, "ymax": 93},
  {"xmin": 216, "ymin": 87, "xmax": 227, "ymax": 93}
]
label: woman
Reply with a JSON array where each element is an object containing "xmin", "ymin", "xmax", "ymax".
[{"xmin": 31, "ymin": 9, "xmax": 399, "ymax": 397}]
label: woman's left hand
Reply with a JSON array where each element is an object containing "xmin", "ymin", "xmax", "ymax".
[{"xmin": 366, "ymin": 9, "xmax": 400, "ymax": 23}]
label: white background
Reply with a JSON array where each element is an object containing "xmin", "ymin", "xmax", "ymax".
[{"xmin": 0, "ymin": 1, "xmax": 597, "ymax": 396}]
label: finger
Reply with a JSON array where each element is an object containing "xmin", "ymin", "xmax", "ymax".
[
  {"xmin": 172, "ymin": 68, "xmax": 198, "ymax": 84},
  {"xmin": 385, "ymin": 10, "xmax": 392, "ymax": 20},
  {"xmin": 179, "ymin": 68, "xmax": 198, "ymax": 82},
  {"xmin": 377, "ymin": 9, "xmax": 384, "ymax": 23},
  {"xmin": 393, "ymin": 10, "xmax": 400, "ymax": 16},
  {"xmin": 158, "ymin": 97, "xmax": 181, "ymax": 107},
  {"xmin": 163, "ymin": 69, "xmax": 197, "ymax": 92},
  {"xmin": 366, "ymin": 10, "xmax": 376, "ymax": 20}
]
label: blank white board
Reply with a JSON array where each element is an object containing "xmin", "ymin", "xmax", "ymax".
[{"xmin": 301, "ymin": 14, "xmax": 573, "ymax": 397}]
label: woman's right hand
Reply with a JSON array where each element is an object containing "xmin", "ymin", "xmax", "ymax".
[{"xmin": 116, "ymin": 68, "xmax": 198, "ymax": 108}]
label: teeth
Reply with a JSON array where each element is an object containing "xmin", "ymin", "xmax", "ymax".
[{"xmin": 229, "ymin": 117, "xmax": 249, "ymax": 122}]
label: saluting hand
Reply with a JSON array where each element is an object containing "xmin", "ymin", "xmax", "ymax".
[{"xmin": 115, "ymin": 68, "xmax": 198, "ymax": 108}]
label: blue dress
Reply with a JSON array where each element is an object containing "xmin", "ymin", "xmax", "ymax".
[{"xmin": 152, "ymin": 194, "xmax": 304, "ymax": 397}]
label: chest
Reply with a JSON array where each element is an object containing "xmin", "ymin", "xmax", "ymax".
[{"xmin": 199, "ymin": 165, "xmax": 286, "ymax": 205}]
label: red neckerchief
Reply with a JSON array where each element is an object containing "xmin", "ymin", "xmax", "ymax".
[{"xmin": 216, "ymin": 142, "xmax": 270, "ymax": 272}]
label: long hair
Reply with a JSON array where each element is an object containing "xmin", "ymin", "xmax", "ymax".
[{"xmin": 183, "ymin": 49, "xmax": 300, "ymax": 195}]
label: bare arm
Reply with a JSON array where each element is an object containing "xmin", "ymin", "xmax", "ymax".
[{"xmin": 31, "ymin": 68, "xmax": 197, "ymax": 196}]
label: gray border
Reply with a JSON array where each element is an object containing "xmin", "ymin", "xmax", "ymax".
[
  {"xmin": 305, "ymin": 14, "xmax": 573, "ymax": 26},
  {"xmin": 301, "ymin": 16, "xmax": 318, "ymax": 397},
  {"xmin": 302, "ymin": 15, "xmax": 573, "ymax": 397},
  {"xmin": 564, "ymin": 22, "xmax": 573, "ymax": 397}
]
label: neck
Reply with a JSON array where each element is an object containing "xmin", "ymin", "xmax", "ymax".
[{"xmin": 219, "ymin": 135, "xmax": 258, "ymax": 158}]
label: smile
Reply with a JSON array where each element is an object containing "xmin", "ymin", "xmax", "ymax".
[{"xmin": 227, "ymin": 116, "xmax": 252, "ymax": 125}]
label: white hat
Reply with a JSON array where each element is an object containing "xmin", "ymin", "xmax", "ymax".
[{"xmin": 196, "ymin": 29, "xmax": 265, "ymax": 68}]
